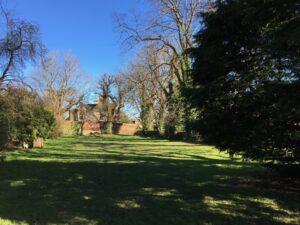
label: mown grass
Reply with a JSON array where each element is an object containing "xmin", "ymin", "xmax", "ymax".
[{"xmin": 0, "ymin": 135, "xmax": 299, "ymax": 225}]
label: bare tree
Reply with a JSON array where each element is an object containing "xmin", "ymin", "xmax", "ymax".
[
  {"xmin": 32, "ymin": 52, "xmax": 88, "ymax": 118},
  {"xmin": 122, "ymin": 45, "xmax": 171, "ymax": 132},
  {"xmin": 113, "ymin": 74, "xmax": 127, "ymax": 121},
  {"xmin": 98, "ymin": 74, "xmax": 114, "ymax": 133},
  {"xmin": 97, "ymin": 74, "xmax": 127, "ymax": 133},
  {"xmin": 116, "ymin": 0, "xmax": 203, "ymax": 85},
  {"xmin": 0, "ymin": 4, "xmax": 44, "ymax": 87},
  {"xmin": 116, "ymin": 0, "xmax": 206, "ymax": 136}
]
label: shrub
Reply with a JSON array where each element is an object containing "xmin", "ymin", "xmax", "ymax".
[
  {"xmin": 51, "ymin": 117, "xmax": 81, "ymax": 137},
  {"xmin": 0, "ymin": 113, "xmax": 9, "ymax": 148},
  {"xmin": 0, "ymin": 86, "xmax": 56, "ymax": 146}
]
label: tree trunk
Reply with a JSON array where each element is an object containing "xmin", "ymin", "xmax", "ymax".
[
  {"xmin": 157, "ymin": 103, "xmax": 165, "ymax": 135},
  {"xmin": 141, "ymin": 89, "xmax": 154, "ymax": 132}
]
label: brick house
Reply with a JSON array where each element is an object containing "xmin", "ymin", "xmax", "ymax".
[{"xmin": 67, "ymin": 104, "xmax": 141, "ymax": 135}]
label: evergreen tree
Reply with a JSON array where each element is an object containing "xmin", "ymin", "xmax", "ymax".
[{"xmin": 187, "ymin": 0, "xmax": 300, "ymax": 163}]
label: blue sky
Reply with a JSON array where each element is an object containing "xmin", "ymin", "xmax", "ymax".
[{"xmin": 7, "ymin": 0, "xmax": 148, "ymax": 79}]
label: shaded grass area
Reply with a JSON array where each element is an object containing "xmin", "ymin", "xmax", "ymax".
[{"xmin": 0, "ymin": 135, "xmax": 299, "ymax": 225}]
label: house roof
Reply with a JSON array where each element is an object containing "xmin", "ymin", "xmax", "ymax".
[{"xmin": 85, "ymin": 104, "xmax": 97, "ymax": 110}]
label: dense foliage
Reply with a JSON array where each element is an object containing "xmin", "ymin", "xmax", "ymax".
[
  {"xmin": 0, "ymin": 86, "xmax": 55, "ymax": 148},
  {"xmin": 187, "ymin": 0, "xmax": 300, "ymax": 163}
]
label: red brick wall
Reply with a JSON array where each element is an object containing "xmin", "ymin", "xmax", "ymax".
[
  {"xmin": 82, "ymin": 122, "xmax": 101, "ymax": 135},
  {"xmin": 113, "ymin": 123, "xmax": 140, "ymax": 135},
  {"xmin": 81, "ymin": 122, "xmax": 140, "ymax": 135}
]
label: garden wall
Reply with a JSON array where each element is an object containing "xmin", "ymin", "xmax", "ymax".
[{"xmin": 81, "ymin": 121, "xmax": 140, "ymax": 135}]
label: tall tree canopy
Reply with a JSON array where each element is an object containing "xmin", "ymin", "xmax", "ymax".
[
  {"xmin": 96, "ymin": 74, "xmax": 127, "ymax": 133},
  {"xmin": 0, "ymin": 5, "xmax": 44, "ymax": 87},
  {"xmin": 187, "ymin": 0, "xmax": 300, "ymax": 163},
  {"xmin": 32, "ymin": 52, "xmax": 88, "ymax": 118},
  {"xmin": 116, "ymin": 0, "xmax": 205, "ymax": 136}
]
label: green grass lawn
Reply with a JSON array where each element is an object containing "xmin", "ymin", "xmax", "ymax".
[{"xmin": 0, "ymin": 135, "xmax": 299, "ymax": 225}]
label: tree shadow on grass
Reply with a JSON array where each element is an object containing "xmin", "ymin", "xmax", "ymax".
[{"xmin": 0, "ymin": 151, "xmax": 299, "ymax": 225}]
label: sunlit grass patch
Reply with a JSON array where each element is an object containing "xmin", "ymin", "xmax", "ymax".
[
  {"xmin": 234, "ymin": 195, "xmax": 300, "ymax": 224},
  {"xmin": 115, "ymin": 200, "xmax": 141, "ymax": 209},
  {"xmin": 9, "ymin": 180, "xmax": 30, "ymax": 187},
  {"xmin": 203, "ymin": 196, "xmax": 243, "ymax": 216},
  {"xmin": 0, "ymin": 218, "xmax": 27, "ymax": 225},
  {"xmin": 141, "ymin": 187, "xmax": 178, "ymax": 197}
]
